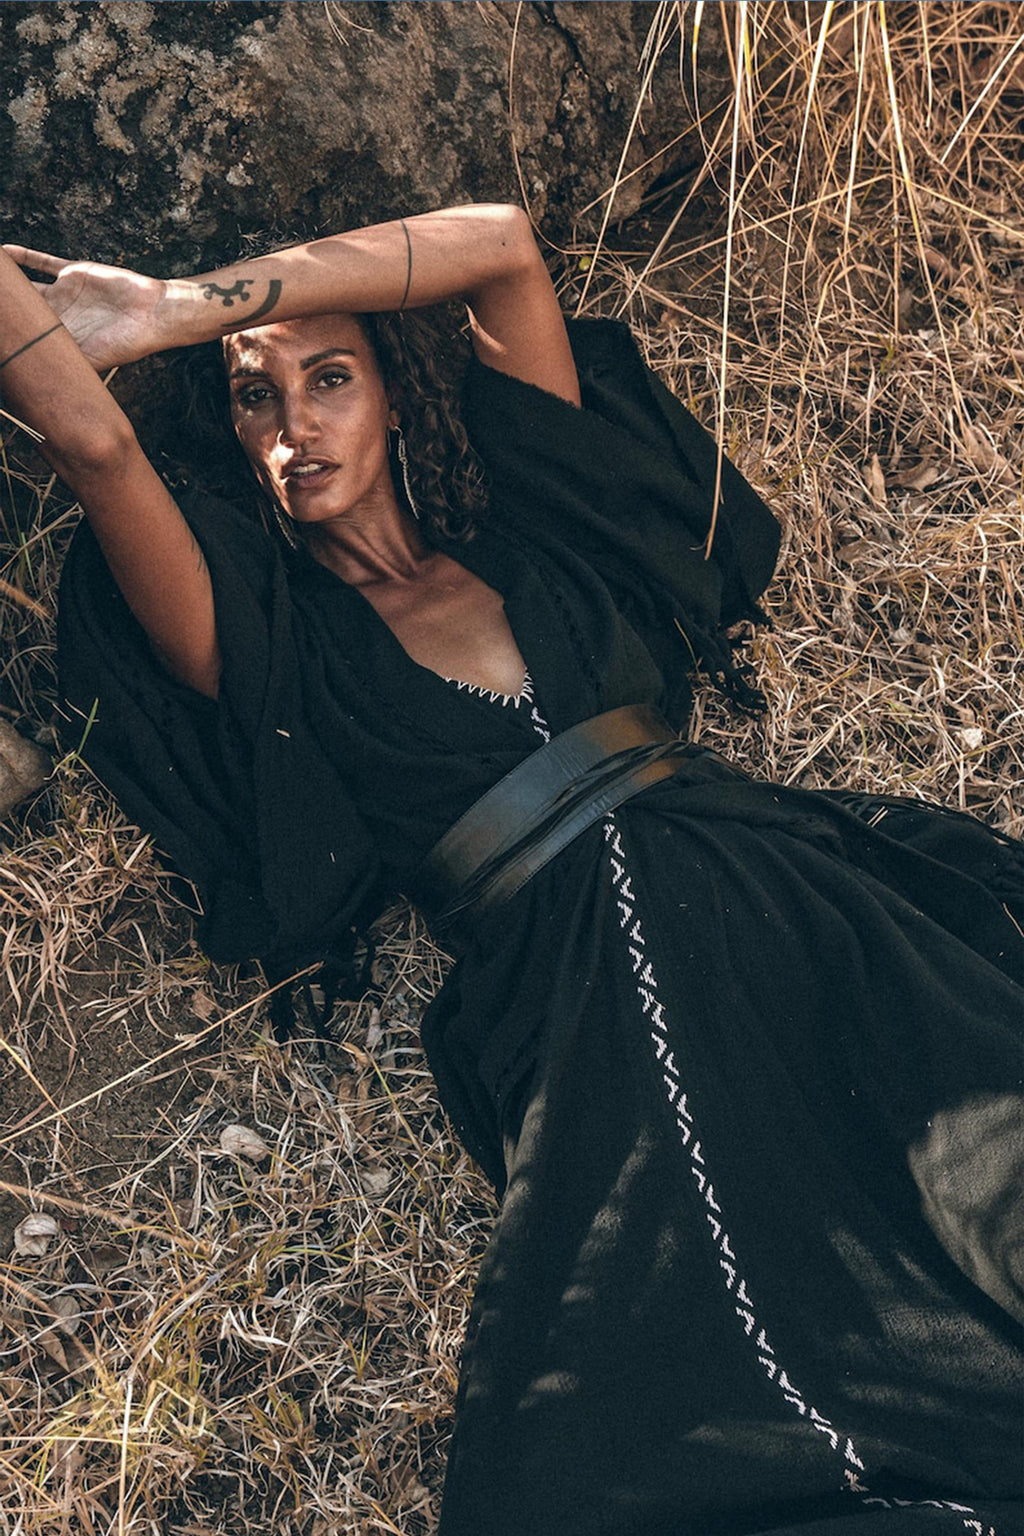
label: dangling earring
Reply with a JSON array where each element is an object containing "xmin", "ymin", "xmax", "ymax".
[
  {"xmin": 260, "ymin": 489, "xmax": 299, "ymax": 550},
  {"xmin": 274, "ymin": 505, "xmax": 300, "ymax": 549},
  {"xmin": 390, "ymin": 424, "xmax": 420, "ymax": 522}
]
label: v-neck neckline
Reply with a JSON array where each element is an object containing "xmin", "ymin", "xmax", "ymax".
[
  {"xmin": 292, "ymin": 522, "xmax": 602, "ymax": 743},
  {"xmin": 297, "ymin": 527, "xmax": 541, "ymax": 727},
  {"xmin": 356, "ymin": 534, "xmax": 529, "ymax": 698}
]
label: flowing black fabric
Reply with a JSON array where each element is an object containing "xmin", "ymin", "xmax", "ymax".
[
  {"xmin": 56, "ymin": 319, "xmax": 778, "ymax": 970},
  {"xmin": 430, "ymin": 770, "xmax": 1023, "ymax": 1535},
  {"xmin": 55, "ymin": 317, "xmax": 1023, "ymax": 1535}
]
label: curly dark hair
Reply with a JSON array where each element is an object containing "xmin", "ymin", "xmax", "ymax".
[
  {"xmin": 140, "ymin": 297, "xmax": 488, "ymax": 546},
  {"xmin": 361, "ymin": 307, "xmax": 488, "ymax": 540}
]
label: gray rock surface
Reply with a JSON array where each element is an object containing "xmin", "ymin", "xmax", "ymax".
[
  {"xmin": 0, "ymin": 0, "xmax": 727, "ymax": 270},
  {"xmin": 0, "ymin": 720, "xmax": 50, "ymax": 819}
]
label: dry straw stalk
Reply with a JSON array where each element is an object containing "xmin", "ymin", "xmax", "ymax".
[{"xmin": 2, "ymin": 4, "xmax": 1022, "ymax": 1531}]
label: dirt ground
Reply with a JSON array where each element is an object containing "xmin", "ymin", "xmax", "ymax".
[
  {"xmin": 3, "ymin": 6, "xmax": 1023, "ymax": 1525},
  {"xmin": 1, "ymin": 930, "xmax": 219, "ymax": 1253}
]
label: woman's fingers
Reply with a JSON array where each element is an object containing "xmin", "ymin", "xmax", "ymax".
[{"xmin": 1, "ymin": 244, "xmax": 70, "ymax": 276}]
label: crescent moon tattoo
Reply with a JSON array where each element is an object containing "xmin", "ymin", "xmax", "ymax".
[{"xmin": 235, "ymin": 278, "xmax": 282, "ymax": 326}]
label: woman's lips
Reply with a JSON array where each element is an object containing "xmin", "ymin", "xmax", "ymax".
[{"xmin": 284, "ymin": 462, "xmax": 337, "ymax": 491}]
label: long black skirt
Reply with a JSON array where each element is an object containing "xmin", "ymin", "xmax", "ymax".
[{"xmin": 426, "ymin": 771, "xmax": 1023, "ymax": 1535}]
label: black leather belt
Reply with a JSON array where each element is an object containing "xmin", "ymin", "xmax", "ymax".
[{"xmin": 413, "ymin": 703, "xmax": 731, "ymax": 945}]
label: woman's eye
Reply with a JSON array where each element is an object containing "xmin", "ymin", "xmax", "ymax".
[
  {"xmin": 235, "ymin": 385, "xmax": 273, "ymax": 408},
  {"xmin": 315, "ymin": 369, "xmax": 352, "ymax": 389}
]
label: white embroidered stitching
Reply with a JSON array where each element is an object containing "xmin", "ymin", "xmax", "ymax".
[
  {"xmin": 602, "ymin": 816, "xmax": 985, "ymax": 1528},
  {"xmin": 445, "ymin": 668, "xmax": 552, "ymax": 743},
  {"xmin": 443, "ymin": 669, "xmax": 536, "ymax": 710},
  {"xmin": 528, "ymin": 702, "xmax": 551, "ymax": 744}
]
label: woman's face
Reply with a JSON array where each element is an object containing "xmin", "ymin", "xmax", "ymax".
[{"xmin": 224, "ymin": 313, "xmax": 397, "ymax": 529}]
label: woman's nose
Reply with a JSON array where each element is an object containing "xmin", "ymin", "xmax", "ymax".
[{"xmin": 278, "ymin": 389, "xmax": 319, "ymax": 446}]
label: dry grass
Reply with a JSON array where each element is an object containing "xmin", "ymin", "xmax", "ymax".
[
  {"xmin": 1, "ymin": 3, "xmax": 1022, "ymax": 1531},
  {"xmin": 567, "ymin": 0, "xmax": 1024, "ymax": 829}
]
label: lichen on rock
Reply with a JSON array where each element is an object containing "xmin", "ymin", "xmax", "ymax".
[{"xmin": 1, "ymin": 1, "xmax": 724, "ymax": 270}]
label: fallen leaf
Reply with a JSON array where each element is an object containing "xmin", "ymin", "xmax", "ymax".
[
  {"xmin": 360, "ymin": 1166, "xmax": 391, "ymax": 1198},
  {"xmin": 37, "ymin": 1328, "xmax": 68, "ymax": 1372},
  {"xmin": 836, "ymin": 538, "xmax": 884, "ymax": 565},
  {"xmin": 51, "ymin": 1295, "xmax": 81, "ymax": 1336},
  {"xmin": 962, "ymin": 423, "xmax": 1011, "ymax": 478},
  {"xmin": 356, "ymin": 1072, "xmax": 375, "ymax": 1136},
  {"xmin": 923, "ymin": 246, "xmax": 957, "ymax": 282},
  {"xmin": 891, "ymin": 459, "xmax": 942, "ymax": 491},
  {"xmin": 170, "ymin": 1199, "xmax": 197, "ymax": 1232},
  {"xmin": 862, "ymin": 453, "xmax": 887, "ymax": 510},
  {"xmin": 13, "ymin": 1213, "xmax": 58, "ymax": 1257},
  {"xmin": 190, "ymin": 988, "xmax": 218, "ymax": 1022},
  {"xmin": 219, "ymin": 1124, "xmax": 271, "ymax": 1161}
]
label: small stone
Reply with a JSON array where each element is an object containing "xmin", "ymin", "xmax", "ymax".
[{"xmin": 0, "ymin": 721, "xmax": 50, "ymax": 819}]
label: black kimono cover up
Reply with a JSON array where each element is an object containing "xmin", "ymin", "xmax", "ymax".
[{"xmin": 57, "ymin": 320, "xmax": 1023, "ymax": 1536}]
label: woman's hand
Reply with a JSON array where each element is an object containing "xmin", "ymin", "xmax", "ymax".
[{"xmin": 2, "ymin": 245, "xmax": 168, "ymax": 370}]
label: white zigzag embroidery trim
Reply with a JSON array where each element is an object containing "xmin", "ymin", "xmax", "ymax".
[
  {"xmin": 602, "ymin": 817, "xmax": 986, "ymax": 1530},
  {"xmin": 529, "ymin": 703, "xmax": 552, "ymax": 744},
  {"xmin": 444, "ymin": 669, "xmax": 536, "ymax": 711},
  {"xmin": 445, "ymin": 669, "xmax": 552, "ymax": 743}
]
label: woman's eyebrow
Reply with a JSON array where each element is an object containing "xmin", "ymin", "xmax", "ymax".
[
  {"xmin": 299, "ymin": 347, "xmax": 356, "ymax": 369},
  {"xmin": 228, "ymin": 347, "xmax": 357, "ymax": 381}
]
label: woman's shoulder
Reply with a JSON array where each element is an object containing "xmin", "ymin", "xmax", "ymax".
[
  {"xmin": 171, "ymin": 479, "xmax": 268, "ymax": 545},
  {"xmin": 461, "ymin": 314, "xmax": 781, "ymax": 639}
]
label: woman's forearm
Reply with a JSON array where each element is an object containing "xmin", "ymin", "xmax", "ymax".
[
  {"xmin": 0, "ymin": 248, "xmax": 130, "ymax": 465},
  {"xmin": 157, "ymin": 204, "xmax": 540, "ymax": 351},
  {"xmin": 6, "ymin": 201, "xmax": 578, "ymax": 404},
  {"xmin": 1, "ymin": 249, "xmax": 222, "ymax": 697}
]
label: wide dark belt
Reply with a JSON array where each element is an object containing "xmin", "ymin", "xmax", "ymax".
[{"xmin": 413, "ymin": 703, "xmax": 728, "ymax": 945}]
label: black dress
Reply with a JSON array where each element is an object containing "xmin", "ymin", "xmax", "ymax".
[{"xmin": 57, "ymin": 321, "xmax": 1023, "ymax": 1536}]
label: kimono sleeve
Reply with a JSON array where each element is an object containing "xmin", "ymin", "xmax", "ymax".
[
  {"xmin": 57, "ymin": 485, "xmax": 381, "ymax": 968},
  {"xmin": 462, "ymin": 318, "xmax": 781, "ymax": 702}
]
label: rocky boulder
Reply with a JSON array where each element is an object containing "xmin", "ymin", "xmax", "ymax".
[{"xmin": 0, "ymin": 0, "xmax": 729, "ymax": 271}]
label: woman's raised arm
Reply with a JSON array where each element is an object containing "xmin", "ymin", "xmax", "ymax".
[
  {"xmin": 0, "ymin": 248, "xmax": 221, "ymax": 697},
  {"xmin": 7, "ymin": 204, "xmax": 581, "ymax": 405}
]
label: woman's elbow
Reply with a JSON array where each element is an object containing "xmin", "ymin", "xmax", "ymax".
[
  {"xmin": 47, "ymin": 415, "xmax": 139, "ymax": 484},
  {"xmin": 457, "ymin": 203, "xmax": 541, "ymax": 278},
  {"xmin": 491, "ymin": 204, "xmax": 541, "ymax": 269}
]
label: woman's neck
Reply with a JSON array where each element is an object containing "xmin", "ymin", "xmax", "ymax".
[{"xmin": 303, "ymin": 503, "xmax": 427, "ymax": 588}]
